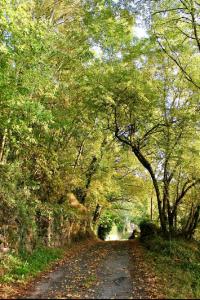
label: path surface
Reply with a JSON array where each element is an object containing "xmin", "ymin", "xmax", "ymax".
[{"xmin": 21, "ymin": 240, "xmax": 161, "ymax": 299}]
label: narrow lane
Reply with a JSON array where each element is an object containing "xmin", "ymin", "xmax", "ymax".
[
  {"xmin": 23, "ymin": 240, "xmax": 160, "ymax": 299},
  {"xmin": 93, "ymin": 242, "xmax": 133, "ymax": 299}
]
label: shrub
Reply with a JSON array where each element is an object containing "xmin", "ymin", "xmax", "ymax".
[
  {"xmin": 97, "ymin": 211, "xmax": 114, "ymax": 240},
  {"xmin": 97, "ymin": 223, "xmax": 112, "ymax": 240},
  {"xmin": 139, "ymin": 220, "xmax": 158, "ymax": 240}
]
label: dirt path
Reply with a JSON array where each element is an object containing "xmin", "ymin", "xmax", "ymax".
[
  {"xmin": 20, "ymin": 240, "xmax": 162, "ymax": 299},
  {"xmin": 93, "ymin": 242, "xmax": 133, "ymax": 299}
]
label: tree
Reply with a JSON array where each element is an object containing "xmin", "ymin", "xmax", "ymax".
[
  {"xmin": 151, "ymin": 0, "xmax": 200, "ymax": 89},
  {"xmin": 87, "ymin": 38, "xmax": 200, "ymax": 237}
]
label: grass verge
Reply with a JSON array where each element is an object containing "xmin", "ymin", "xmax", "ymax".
[
  {"xmin": 142, "ymin": 236, "xmax": 200, "ymax": 299},
  {"xmin": 0, "ymin": 247, "xmax": 64, "ymax": 283}
]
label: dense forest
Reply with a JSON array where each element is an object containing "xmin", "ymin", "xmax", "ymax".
[{"xmin": 0, "ymin": 0, "xmax": 200, "ymax": 256}]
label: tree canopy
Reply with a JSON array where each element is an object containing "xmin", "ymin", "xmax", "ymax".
[{"xmin": 0, "ymin": 0, "xmax": 200, "ymax": 251}]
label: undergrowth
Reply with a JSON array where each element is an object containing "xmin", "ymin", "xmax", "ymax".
[
  {"xmin": 0, "ymin": 247, "xmax": 64, "ymax": 283},
  {"xmin": 142, "ymin": 236, "xmax": 200, "ymax": 299}
]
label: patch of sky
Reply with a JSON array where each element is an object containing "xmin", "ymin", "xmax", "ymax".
[
  {"xmin": 133, "ymin": 15, "xmax": 149, "ymax": 39},
  {"xmin": 134, "ymin": 26, "xmax": 148, "ymax": 38},
  {"xmin": 90, "ymin": 43, "xmax": 123, "ymax": 61},
  {"xmin": 165, "ymin": 88, "xmax": 190, "ymax": 111},
  {"xmin": 90, "ymin": 44, "xmax": 103, "ymax": 58},
  {"xmin": 135, "ymin": 55, "xmax": 148, "ymax": 69}
]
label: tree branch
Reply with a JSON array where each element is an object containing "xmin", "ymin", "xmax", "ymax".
[
  {"xmin": 156, "ymin": 37, "xmax": 200, "ymax": 89},
  {"xmin": 152, "ymin": 8, "xmax": 185, "ymax": 16},
  {"xmin": 173, "ymin": 179, "xmax": 200, "ymax": 213}
]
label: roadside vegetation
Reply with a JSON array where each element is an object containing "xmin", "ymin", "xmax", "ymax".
[
  {"xmin": 141, "ymin": 233, "xmax": 200, "ymax": 298},
  {"xmin": 0, "ymin": 247, "xmax": 64, "ymax": 284},
  {"xmin": 0, "ymin": 1, "xmax": 200, "ymax": 298}
]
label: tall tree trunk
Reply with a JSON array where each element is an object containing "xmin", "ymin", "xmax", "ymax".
[
  {"xmin": 150, "ymin": 193, "xmax": 153, "ymax": 221},
  {"xmin": 93, "ymin": 204, "xmax": 102, "ymax": 224},
  {"xmin": 0, "ymin": 131, "xmax": 7, "ymax": 163},
  {"xmin": 183, "ymin": 203, "xmax": 194, "ymax": 235},
  {"xmin": 163, "ymin": 179, "xmax": 174, "ymax": 236},
  {"xmin": 189, "ymin": 205, "xmax": 200, "ymax": 238},
  {"xmin": 174, "ymin": 208, "xmax": 177, "ymax": 232},
  {"xmin": 183, "ymin": 205, "xmax": 200, "ymax": 239},
  {"xmin": 114, "ymin": 124, "xmax": 167, "ymax": 234},
  {"xmin": 131, "ymin": 146, "xmax": 167, "ymax": 234}
]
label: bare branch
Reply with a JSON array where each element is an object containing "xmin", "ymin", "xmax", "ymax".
[
  {"xmin": 152, "ymin": 8, "xmax": 185, "ymax": 16},
  {"xmin": 177, "ymin": 26, "xmax": 197, "ymax": 40},
  {"xmin": 173, "ymin": 178, "xmax": 200, "ymax": 213},
  {"xmin": 141, "ymin": 123, "xmax": 166, "ymax": 144},
  {"xmin": 156, "ymin": 36, "xmax": 200, "ymax": 89}
]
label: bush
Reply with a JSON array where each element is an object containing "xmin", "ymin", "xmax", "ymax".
[
  {"xmin": 139, "ymin": 220, "xmax": 158, "ymax": 240},
  {"xmin": 98, "ymin": 223, "xmax": 112, "ymax": 240},
  {"xmin": 97, "ymin": 211, "xmax": 116, "ymax": 240}
]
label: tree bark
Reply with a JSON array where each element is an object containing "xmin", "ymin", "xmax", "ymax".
[
  {"xmin": 114, "ymin": 124, "xmax": 167, "ymax": 233},
  {"xmin": 93, "ymin": 204, "xmax": 102, "ymax": 224},
  {"xmin": 131, "ymin": 146, "xmax": 167, "ymax": 233},
  {"xmin": 183, "ymin": 205, "xmax": 200, "ymax": 239},
  {"xmin": 0, "ymin": 131, "xmax": 7, "ymax": 163}
]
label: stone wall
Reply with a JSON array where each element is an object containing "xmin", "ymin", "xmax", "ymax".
[{"xmin": 0, "ymin": 194, "xmax": 94, "ymax": 253}]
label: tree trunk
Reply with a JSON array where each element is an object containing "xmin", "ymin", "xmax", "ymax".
[
  {"xmin": 183, "ymin": 204, "xmax": 194, "ymax": 236},
  {"xmin": 174, "ymin": 208, "xmax": 177, "ymax": 232},
  {"xmin": 114, "ymin": 128, "xmax": 167, "ymax": 234},
  {"xmin": 93, "ymin": 204, "xmax": 102, "ymax": 224},
  {"xmin": 168, "ymin": 211, "xmax": 174, "ymax": 235},
  {"xmin": 132, "ymin": 146, "xmax": 167, "ymax": 234},
  {"xmin": 183, "ymin": 205, "xmax": 200, "ymax": 239},
  {"xmin": 0, "ymin": 131, "xmax": 7, "ymax": 163}
]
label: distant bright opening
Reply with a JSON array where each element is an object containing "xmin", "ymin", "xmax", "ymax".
[{"xmin": 105, "ymin": 222, "xmax": 140, "ymax": 241}]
